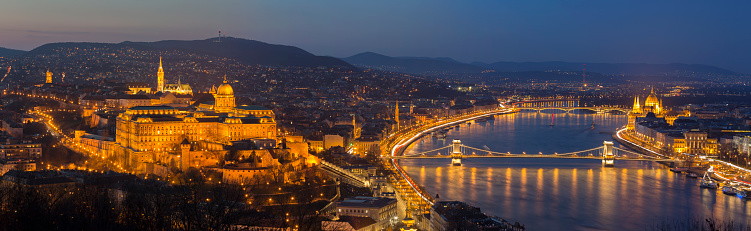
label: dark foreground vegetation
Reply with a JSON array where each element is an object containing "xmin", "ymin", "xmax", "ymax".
[{"xmin": 0, "ymin": 170, "xmax": 340, "ymax": 231}]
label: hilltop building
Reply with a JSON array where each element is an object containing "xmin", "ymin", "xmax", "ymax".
[
  {"xmin": 128, "ymin": 57, "xmax": 192, "ymax": 95},
  {"xmin": 45, "ymin": 70, "xmax": 52, "ymax": 84},
  {"xmin": 106, "ymin": 79, "xmax": 317, "ymax": 183}
]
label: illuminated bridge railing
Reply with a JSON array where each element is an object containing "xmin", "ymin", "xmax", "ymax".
[
  {"xmin": 391, "ymin": 144, "xmax": 668, "ymax": 161},
  {"xmin": 513, "ymin": 107, "xmax": 631, "ymax": 113},
  {"xmin": 513, "ymin": 99, "xmax": 580, "ymax": 108}
]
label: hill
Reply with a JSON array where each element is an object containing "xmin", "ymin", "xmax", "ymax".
[
  {"xmin": 343, "ymin": 52, "xmax": 488, "ymax": 74},
  {"xmin": 123, "ymin": 37, "xmax": 352, "ymax": 68},
  {"xmin": 0, "ymin": 47, "xmax": 26, "ymax": 58},
  {"xmin": 24, "ymin": 37, "xmax": 353, "ymax": 68}
]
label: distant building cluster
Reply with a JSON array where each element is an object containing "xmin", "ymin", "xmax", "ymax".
[
  {"xmin": 0, "ymin": 112, "xmax": 42, "ymax": 175},
  {"xmin": 624, "ymin": 89, "xmax": 751, "ymax": 157}
]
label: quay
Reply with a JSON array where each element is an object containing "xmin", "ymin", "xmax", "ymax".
[{"xmin": 382, "ymin": 107, "xmax": 517, "ymax": 229}]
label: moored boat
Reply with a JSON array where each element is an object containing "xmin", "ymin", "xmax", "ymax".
[
  {"xmin": 687, "ymin": 172, "xmax": 699, "ymax": 178},
  {"xmin": 700, "ymin": 172, "xmax": 718, "ymax": 189},
  {"xmin": 722, "ymin": 185, "xmax": 737, "ymax": 195},
  {"xmin": 737, "ymin": 188, "xmax": 749, "ymax": 198}
]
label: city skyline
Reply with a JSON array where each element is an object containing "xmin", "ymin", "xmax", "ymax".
[
  {"xmin": 1, "ymin": 0, "xmax": 751, "ymax": 73},
  {"xmin": 2, "ymin": 1, "xmax": 751, "ymax": 230}
]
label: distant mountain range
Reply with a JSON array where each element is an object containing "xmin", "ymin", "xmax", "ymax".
[
  {"xmin": 343, "ymin": 52, "xmax": 488, "ymax": 74},
  {"xmin": 2, "ymin": 39, "xmax": 740, "ymax": 84},
  {"xmin": 471, "ymin": 61, "xmax": 736, "ymax": 76},
  {"xmin": 22, "ymin": 37, "xmax": 353, "ymax": 68},
  {"xmin": 0, "ymin": 47, "xmax": 26, "ymax": 58},
  {"xmin": 343, "ymin": 52, "xmax": 738, "ymax": 78}
]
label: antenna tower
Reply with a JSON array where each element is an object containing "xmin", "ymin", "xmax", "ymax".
[{"xmin": 582, "ymin": 64, "xmax": 587, "ymax": 88}]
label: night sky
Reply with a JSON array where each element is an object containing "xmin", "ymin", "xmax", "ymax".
[{"xmin": 1, "ymin": 0, "xmax": 750, "ymax": 73}]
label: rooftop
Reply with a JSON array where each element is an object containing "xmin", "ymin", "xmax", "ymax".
[
  {"xmin": 236, "ymin": 105, "xmax": 272, "ymax": 111},
  {"xmin": 337, "ymin": 196, "xmax": 396, "ymax": 208}
]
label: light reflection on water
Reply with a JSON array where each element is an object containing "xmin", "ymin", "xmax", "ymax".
[{"xmin": 400, "ymin": 113, "xmax": 751, "ymax": 231}]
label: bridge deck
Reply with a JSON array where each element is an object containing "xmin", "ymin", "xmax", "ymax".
[
  {"xmin": 514, "ymin": 107, "xmax": 630, "ymax": 112},
  {"xmin": 390, "ymin": 155, "xmax": 671, "ymax": 161}
]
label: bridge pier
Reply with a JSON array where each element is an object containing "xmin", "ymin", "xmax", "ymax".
[
  {"xmin": 602, "ymin": 141, "xmax": 615, "ymax": 167},
  {"xmin": 451, "ymin": 140, "xmax": 462, "ymax": 166}
]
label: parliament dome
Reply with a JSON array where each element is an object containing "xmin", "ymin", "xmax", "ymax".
[{"xmin": 645, "ymin": 93, "xmax": 659, "ymax": 107}]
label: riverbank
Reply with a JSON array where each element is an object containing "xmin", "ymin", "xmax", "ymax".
[
  {"xmin": 399, "ymin": 113, "xmax": 751, "ymax": 230},
  {"xmin": 613, "ymin": 127, "xmax": 751, "ymax": 184},
  {"xmin": 612, "ymin": 128, "xmax": 673, "ymax": 167},
  {"xmin": 385, "ymin": 108, "xmax": 516, "ymax": 225}
]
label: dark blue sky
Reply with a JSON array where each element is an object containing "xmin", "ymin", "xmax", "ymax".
[{"xmin": 2, "ymin": 0, "xmax": 750, "ymax": 73}]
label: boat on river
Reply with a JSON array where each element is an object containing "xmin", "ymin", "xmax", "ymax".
[
  {"xmin": 687, "ymin": 172, "xmax": 700, "ymax": 178},
  {"xmin": 722, "ymin": 185, "xmax": 737, "ymax": 195},
  {"xmin": 549, "ymin": 114, "xmax": 555, "ymax": 126},
  {"xmin": 737, "ymin": 188, "xmax": 749, "ymax": 199},
  {"xmin": 700, "ymin": 172, "xmax": 718, "ymax": 189}
]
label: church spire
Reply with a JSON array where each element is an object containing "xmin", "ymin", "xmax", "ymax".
[
  {"xmin": 632, "ymin": 95, "xmax": 641, "ymax": 114},
  {"xmin": 395, "ymin": 101, "xmax": 400, "ymax": 129},
  {"xmin": 157, "ymin": 56, "xmax": 165, "ymax": 92}
]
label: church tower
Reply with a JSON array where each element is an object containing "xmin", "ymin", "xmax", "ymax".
[
  {"xmin": 45, "ymin": 70, "xmax": 52, "ymax": 84},
  {"xmin": 395, "ymin": 101, "xmax": 400, "ymax": 130},
  {"xmin": 157, "ymin": 57, "xmax": 165, "ymax": 92}
]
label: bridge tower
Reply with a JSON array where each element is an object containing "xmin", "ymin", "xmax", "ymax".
[
  {"xmin": 451, "ymin": 140, "xmax": 462, "ymax": 166},
  {"xmin": 602, "ymin": 141, "xmax": 615, "ymax": 167}
]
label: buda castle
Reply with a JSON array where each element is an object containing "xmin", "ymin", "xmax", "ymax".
[
  {"xmin": 102, "ymin": 72, "xmax": 313, "ymax": 184},
  {"xmin": 75, "ymin": 58, "xmax": 314, "ymax": 184}
]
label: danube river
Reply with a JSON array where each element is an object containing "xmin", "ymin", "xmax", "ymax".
[{"xmin": 400, "ymin": 112, "xmax": 751, "ymax": 231}]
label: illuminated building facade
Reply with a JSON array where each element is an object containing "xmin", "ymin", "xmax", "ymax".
[
  {"xmin": 628, "ymin": 88, "xmax": 714, "ymax": 155},
  {"xmin": 45, "ymin": 70, "xmax": 52, "ymax": 84},
  {"xmin": 157, "ymin": 57, "xmax": 165, "ymax": 92},
  {"xmin": 113, "ymin": 81, "xmax": 277, "ymax": 172},
  {"xmin": 628, "ymin": 88, "xmax": 668, "ymax": 130},
  {"xmin": 127, "ymin": 82, "xmax": 152, "ymax": 94},
  {"xmin": 156, "ymin": 57, "xmax": 192, "ymax": 95}
]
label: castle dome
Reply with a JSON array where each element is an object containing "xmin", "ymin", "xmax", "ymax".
[{"xmin": 217, "ymin": 80, "xmax": 233, "ymax": 95}]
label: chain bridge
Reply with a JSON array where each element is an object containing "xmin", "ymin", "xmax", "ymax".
[{"xmin": 388, "ymin": 140, "xmax": 673, "ymax": 167}]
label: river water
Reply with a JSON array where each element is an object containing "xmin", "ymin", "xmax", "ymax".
[{"xmin": 400, "ymin": 112, "xmax": 751, "ymax": 230}]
